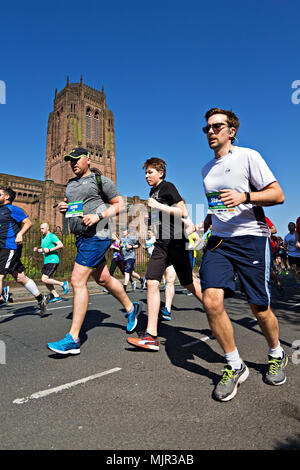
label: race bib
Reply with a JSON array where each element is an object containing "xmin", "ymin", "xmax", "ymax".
[
  {"xmin": 65, "ymin": 200, "xmax": 83, "ymax": 218},
  {"xmin": 206, "ymin": 192, "xmax": 235, "ymax": 213}
]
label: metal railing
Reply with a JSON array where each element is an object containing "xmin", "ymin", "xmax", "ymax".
[
  {"xmin": 7, "ymin": 231, "xmax": 150, "ymax": 282},
  {"xmin": 6, "ymin": 231, "xmax": 203, "ymax": 285}
]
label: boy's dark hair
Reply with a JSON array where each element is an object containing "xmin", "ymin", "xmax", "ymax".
[
  {"xmin": 0, "ymin": 187, "xmax": 16, "ymax": 203},
  {"xmin": 142, "ymin": 157, "xmax": 167, "ymax": 179},
  {"xmin": 205, "ymin": 108, "xmax": 240, "ymax": 142}
]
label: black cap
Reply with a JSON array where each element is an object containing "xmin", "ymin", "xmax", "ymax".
[{"xmin": 64, "ymin": 147, "xmax": 90, "ymax": 161}]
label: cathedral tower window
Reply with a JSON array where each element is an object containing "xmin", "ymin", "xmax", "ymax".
[
  {"xmin": 86, "ymin": 107, "xmax": 91, "ymax": 140},
  {"xmin": 94, "ymin": 111, "xmax": 99, "ymax": 143}
]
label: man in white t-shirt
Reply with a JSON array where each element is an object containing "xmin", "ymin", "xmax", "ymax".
[
  {"xmin": 284, "ymin": 222, "xmax": 300, "ymax": 285},
  {"xmin": 199, "ymin": 107, "xmax": 287, "ymax": 402}
]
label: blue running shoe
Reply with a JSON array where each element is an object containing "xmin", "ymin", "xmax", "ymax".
[
  {"xmin": 49, "ymin": 296, "xmax": 62, "ymax": 303},
  {"xmin": 47, "ymin": 333, "xmax": 80, "ymax": 355},
  {"xmin": 2, "ymin": 286, "xmax": 10, "ymax": 303},
  {"xmin": 126, "ymin": 301, "xmax": 142, "ymax": 333},
  {"xmin": 159, "ymin": 306, "xmax": 171, "ymax": 321},
  {"xmin": 62, "ymin": 281, "xmax": 69, "ymax": 295}
]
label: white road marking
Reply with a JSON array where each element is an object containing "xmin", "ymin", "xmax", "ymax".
[
  {"xmin": 181, "ymin": 335, "xmax": 212, "ymax": 348},
  {"xmin": 13, "ymin": 367, "xmax": 122, "ymax": 404}
]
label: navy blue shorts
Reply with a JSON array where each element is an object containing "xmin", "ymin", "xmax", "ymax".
[
  {"xmin": 124, "ymin": 258, "xmax": 136, "ymax": 273},
  {"xmin": 199, "ymin": 235, "xmax": 271, "ymax": 306},
  {"xmin": 75, "ymin": 236, "xmax": 111, "ymax": 269}
]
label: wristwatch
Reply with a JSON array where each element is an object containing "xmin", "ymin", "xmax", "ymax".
[
  {"xmin": 98, "ymin": 212, "xmax": 104, "ymax": 221},
  {"xmin": 244, "ymin": 192, "xmax": 251, "ymax": 204}
]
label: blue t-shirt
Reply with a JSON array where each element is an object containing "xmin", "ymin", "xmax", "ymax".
[{"xmin": 0, "ymin": 204, "xmax": 27, "ymax": 249}]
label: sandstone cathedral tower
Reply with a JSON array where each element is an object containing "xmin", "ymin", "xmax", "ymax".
[{"xmin": 45, "ymin": 75, "xmax": 116, "ymax": 185}]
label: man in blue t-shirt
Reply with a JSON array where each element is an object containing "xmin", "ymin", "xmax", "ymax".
[{"xmin": 0, "ymin": 187, "xmax": 50, "ymax": 315}]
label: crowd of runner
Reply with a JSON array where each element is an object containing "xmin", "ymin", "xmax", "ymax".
[{"xmin": 0, "ymin": 107, "xmax": 299, "ymax": 403}]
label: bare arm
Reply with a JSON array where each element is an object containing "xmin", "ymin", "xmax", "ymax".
[
  {"xmin": 15, "ymin": 218, "xmax": 32, "ymax": 245},
  {"xmin": 219, "ymin": 181, "xmax": 285, "ymax": 208},
  {"xmin": 82, "ymin": 196, "xmax": 125, "ymax": 227}
]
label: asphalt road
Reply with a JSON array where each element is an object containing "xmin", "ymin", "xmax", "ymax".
[{"xmin": 0, "ymin": 277, "xmax": 299, "ymax": 451}]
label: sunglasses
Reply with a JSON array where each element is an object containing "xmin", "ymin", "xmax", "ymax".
[{"xmin": 202, "ymin": 122, "xmax": 228, "ymax": 134}]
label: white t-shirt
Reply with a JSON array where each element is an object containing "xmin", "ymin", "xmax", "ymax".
[
  {"xmin": 284, "ymin": 232, "xmax": 300, "ymax": 257},
  {"xmin": 202, "ymin": 146, "xmax": 276, "ymax": 237}
]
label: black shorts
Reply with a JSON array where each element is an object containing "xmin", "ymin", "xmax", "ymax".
[
  {"xmin": 42, "ymin": 263, "xmax": 58, "ymax": 277},
  {"xmin": 288, "ymin": 256, "xmax": 300, "ymax": 268},
  {"xmin": 146, "ymin": 240, "xmax": 193, "ymax": 286},
  {"xmin": 0, "ymin": 246, "xmax": 25, "ymax": 275}
]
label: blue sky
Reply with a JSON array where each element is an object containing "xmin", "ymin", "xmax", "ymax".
[{"xmin": 1, "ymin": 0, "xmax": 300, "ymax": 237}]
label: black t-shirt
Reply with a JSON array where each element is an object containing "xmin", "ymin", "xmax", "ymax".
[{"xmin": 149, "ymin": 180, "xmax": 186, "ymax": 249}]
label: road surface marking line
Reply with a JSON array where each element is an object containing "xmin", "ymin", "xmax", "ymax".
[
  {"xmin": 13, "ymin": 367, "xmax": 122, "ymax": 404},
  {"xmin": 182, "ymin": 335, "xmax": 211, "ymax": 348}
]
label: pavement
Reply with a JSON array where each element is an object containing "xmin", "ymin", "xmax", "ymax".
[{"xmin": 0, "ymin": 274, "xmax": 299, "ymax": 452}]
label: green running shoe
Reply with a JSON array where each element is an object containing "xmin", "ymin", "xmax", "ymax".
[
  {"xmin": 265, "ymin": 351, "xmax": 288, "ymax": 386},
  {"xmin": 213, "ymin": 362, "xmax": 249, "ymax": 402}
]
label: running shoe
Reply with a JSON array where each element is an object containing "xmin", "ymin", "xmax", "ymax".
[
  {"xmin": 159, "ymin": 306, "xmax": 171, "ymax": 321},
  {"xmin": 140, "ymin": 277, "xmax": 146, "ymax": 289},
  {"xmin": 126, "ymin": 301, "xmax": 142, "ymax": 333},
  {"xmin": 0, "ymin": 299, "xmax": 6, "ymax": 307},
  {"xmin": 47, "ymin": 333, "xmax": 81, "ymax": 355},
  {"xmin": 131, "ymin": 281, "xmax": 137, "ymax": 291},
  {"xmin": 2, "ymin": 286, "xmax": 10, "ymax": 303},
  {"xmin": 49, "ymin": 296, "xmax": 62, "ymax": 303},
  {"xmin": 38, "ymin": 294, "xmax": 51, "ymax": 317},
  {"xmin": 213, "ymin": 362, "xmax": 249, "ymax": 402},
  {"xmin": 62, "ymin": 281, "xmax": 69, "ymax": 295},
  {"xmin": 265, "ymin": 351, "xmax": 288, "ymax": 386},
  {"xmin": 127, "ymin": 331, "xmax": 159, "ymax": 351}
]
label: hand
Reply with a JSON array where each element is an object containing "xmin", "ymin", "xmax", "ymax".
[
  {"xmin": 126, "ymin": 245, "xmax": 133, "ymax": 251},
  {"xmin": 147, "ymin": 198, "xmax": 160, "ymax": 210},
  {"xmin": 58, "ymin": 199, "xmax": 69, "ymax": 213},
  {"xmin": 15, "ymin": 233, "xmax": 23, "ymax": 245},
  {"xmin": 82, "ymin": 214, "xmax": 100, "ymax": 227},
  {"xmin": 33, "ymin": 247, "xmax": 38, "ymax": 252},
  {"xmin": 219, "ymin": 189, "xmax": 246, "ymax": 208},
  {"xmin": 195, "ymin": 222, "xmax": 204, "ymax": 235},
  {"xmin": 296, "ymin": 241, "xmax": 300, "ymax": 250},
  {"xmin": 182, "ymin": 217, "xmax": 195, "ymax": 236}
]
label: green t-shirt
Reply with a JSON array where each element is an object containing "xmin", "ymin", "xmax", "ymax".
[{"xmin": 41, "ymin": 232, "xmax": 60, "ymax": 264}]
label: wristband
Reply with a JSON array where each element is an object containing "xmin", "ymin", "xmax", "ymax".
[
  {"xmin": 245, "ymin": 192, "xmax": 251, "ymax": 204},
  {"xmin": 42, "ymin": 248, "xmax": 45, "ymax": 255}
]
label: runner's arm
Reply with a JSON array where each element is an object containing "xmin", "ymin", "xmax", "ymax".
[
  {"xmin": 15, "ymin": 218, "xmax": 32, "ymax": 245},
  {"xmin": 82, "ymin": 196, "xmax": 125, "ymax": 227},
  {"xmin": 219, "ymin": 181, "xmax": 284, "ymax": 208}
]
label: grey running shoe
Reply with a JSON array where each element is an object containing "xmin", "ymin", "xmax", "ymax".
[
  {"xmin": 38, "ymin": 294, "xmax": 51, "ymax": 317},
  {"xmin": 265, "ymin": 352, "xmax": 288, "ymax": 386},
  {"xmin": 131, "ymin": 281, "xmax": 137, "ymax": 291},
  {"xmin": 213, "ymin": 362, "xmax": 249, "ymax": 402}
]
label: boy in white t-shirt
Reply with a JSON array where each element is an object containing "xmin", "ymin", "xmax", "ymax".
[{"xmin": 199, "ymin": 107, "xmax": 287, "ymax": 402}]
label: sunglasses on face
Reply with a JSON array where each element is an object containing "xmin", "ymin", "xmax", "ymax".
[{"xmin": 202, "ymin": 122, "xmax": 228, "ymax": 134}]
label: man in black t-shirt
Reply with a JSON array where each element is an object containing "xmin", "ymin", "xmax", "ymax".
[{"xmin": 127, "ymin": 157, "xmax": 203, "ymax": 351}]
